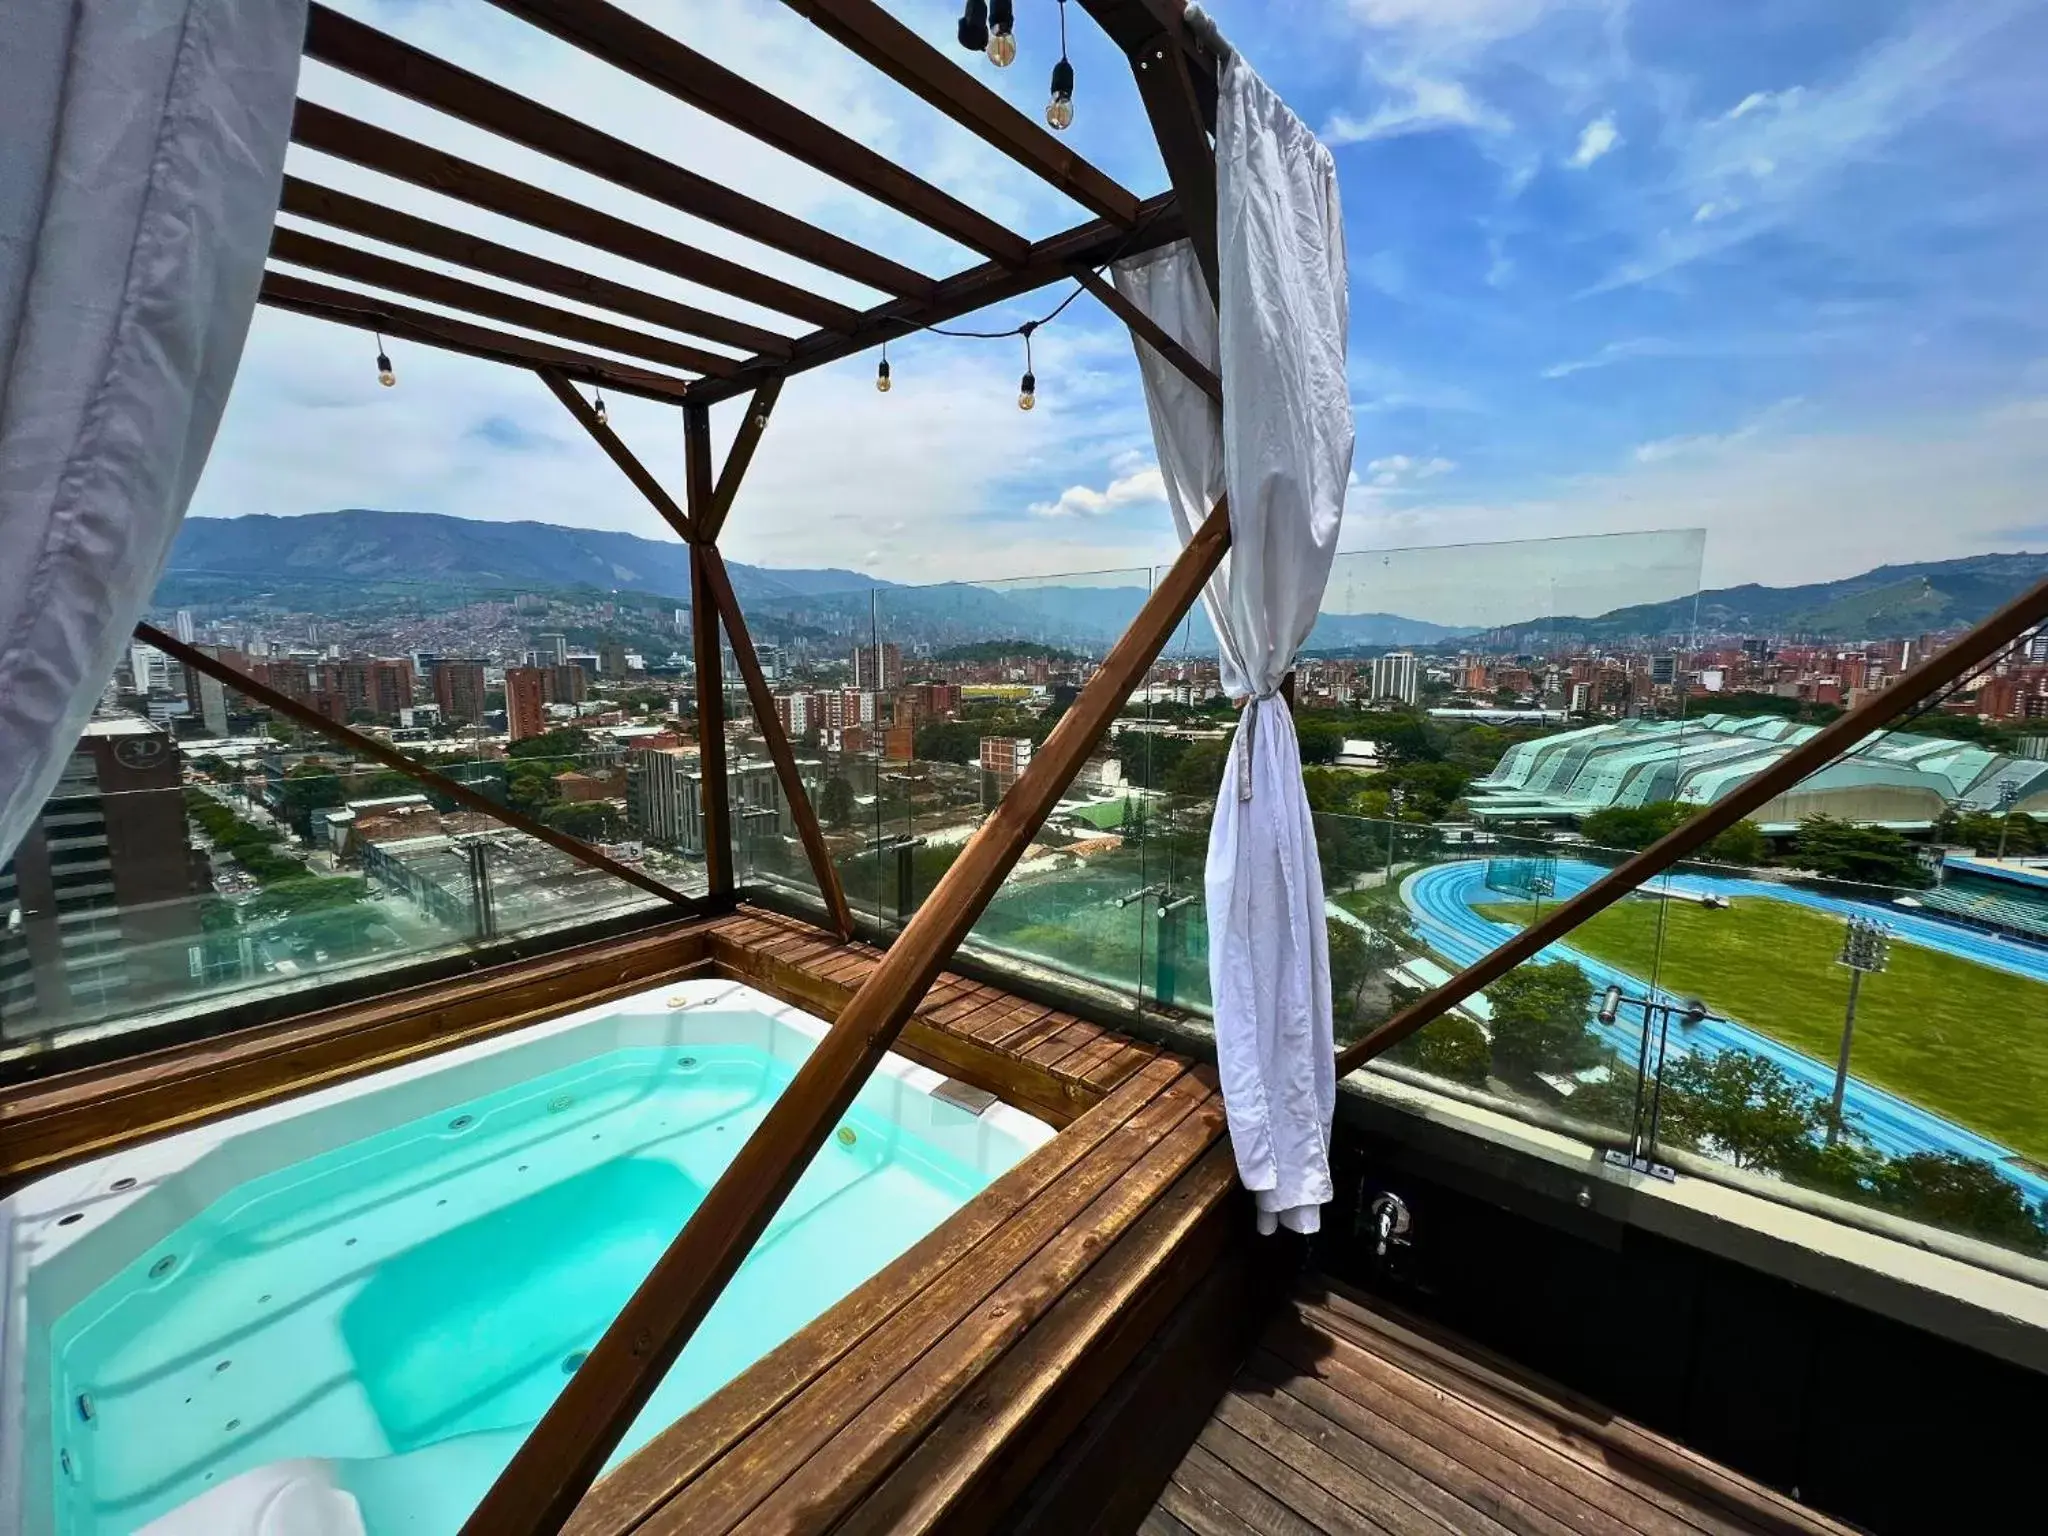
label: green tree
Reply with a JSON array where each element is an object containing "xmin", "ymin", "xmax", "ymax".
[
  {"xmin": 508, "ymin": 726, "xmax": 591, "ymax": 761},
  {"xmin": 1484, "ymin": 960, "xmax": 1599, "ymax": 1082},
  {"xmin": 1580, "ymin": 802, "xmax": 1689, "ymax": 851},
  {"xmin": 1392, "ymin": 1014, "xmax": 1492, "ymax": 1087},
  {"xmin": 820, "ymin": 776, "xmax": 857, "ymax": 829},
  {"xmin": 1165, "ymin": 739, "xmax": 1229, "ymax": 801},
  {"xmin": 1327, "ymin": 918, "xmax": 1372, "ymax": 1022},
  {"xmin": 1701, "ymin": 818, "xmax": 1770, "ymax": 867},
  {"xmin": 1872, "ymin": 1152, "xmax": 2048, "ymax": 1253},
  {"xmin": 1579, "ymin": 800, "xmax": 1768, "ymax": 866},
  {"xmin": 1655, "ymin": 1049, "xmax": 1825, "ymax": 1173},
  {"xmin": 1296, "ymin": 721, "xmax": 1343, "ymax": 765},
  {"xmin": 914, "ymin": 720, "xmax": 983, "ymax": 766},
  {"xmin": 1791, "ymin": 815, "xmax": 1934, "ymax": 888},
  {"xmin": 246, "ymin": 875, "xmax": 368, "ymax": 921}
]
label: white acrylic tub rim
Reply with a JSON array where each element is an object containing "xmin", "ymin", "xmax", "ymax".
[{"xmin": 0, "ymin": 977, "xmax": 1055, "ymax": 1536}]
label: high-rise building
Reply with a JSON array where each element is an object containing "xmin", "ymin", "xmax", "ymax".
[
  {"xmin": 980, "ymin": 737, "xmax": 1033, "ymax": 805},
  {"xmin": 0, "ymin": 720, "xmax": 207, "ymax": 1031},
  {"xmin": 539, "ymin": 633, "xmax": 569, "ymax": 665},
  {"xmin": 431, "ymin": 659, "xmax": 488, "ymax": 725},
  {"xmin": 174, "ymin": 609, "xmax": 196, "ymax": 645},
  {"xmin": 852, "ymin": 642, "xmax": 902, "ymax": 691},
  {"xmin": 1650, "ymin": 655, "xmax": 1678, "ymax": 687},
  {"xmin": 505, "ymin": 667, "xmax": 549, "ymax": 742},
  {"xmin": 630, "ymin": 746, "xmax": 701, "ymax": 850},
  {"xmin": 338, "ymin": 658, "xmax": 415, "ymax": 719},
  {"xmin": 1368, "ymin": 652, "xmax": 1419, "ymax": 706},
  {"xmin": 599, "ymin": 640, "xmax": 630, "ymax": 678},
  {"xmin": 544, "ymin": 664, "xmax": 588, "ymax": 706}
]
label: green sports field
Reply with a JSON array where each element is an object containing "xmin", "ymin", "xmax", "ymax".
[{"xmin": 1475, "ymin": 895, "xmax": 2048, "ymax": 1165}]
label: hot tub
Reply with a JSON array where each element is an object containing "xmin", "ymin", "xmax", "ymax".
[{"xmin": 0, "ymin": 978, "xmax": 1054, "ymax": 1536}]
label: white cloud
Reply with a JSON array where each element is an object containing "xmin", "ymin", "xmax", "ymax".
[
  {"xmin": 1365, "ymin": 454, "xmax": 1458, "ymax": 486},
  {"xmin": 1592, "ymin": 0, "xmax": 2032, "ymax": 291},
  {"xmin": 1568, "ymin": 114, "xmax": 1620, "ymax": 167},
  {"xmin": 1029, "ymin": 466, "xmax": 1167, "ymax": 519},
  {"xmin": 1324, "ymin": 77, "xmax": 1508, "ymax": 143}
]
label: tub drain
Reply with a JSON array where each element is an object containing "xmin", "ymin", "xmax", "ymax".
[
  {"xmin": 562, "ymin": 1350, "xmax": 589, "ymax": 1376},
  {"xmin": 836, "ymin": 1126, "xmax": 858, "ymax": 1147},
  {"xmin": 148, "ymin": 1255, "xmax": 177, "ymax": 1279},
  {"xmin": 448, "ymin": 1114, "xmax": 475, "ymax": 1132},
  {"xmin": 548, "ymin": 1094, "xmax": 575, "ymax": 1113}
]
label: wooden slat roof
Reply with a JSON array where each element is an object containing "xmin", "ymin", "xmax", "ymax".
[{"xmin": 265, "ymin": 0, "xmax": 1209, "ymax": 406}]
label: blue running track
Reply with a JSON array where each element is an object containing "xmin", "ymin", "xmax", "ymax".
[{"xmin": 1403, "ymin": 858, "xmax": 2048, "ymax": 1204}]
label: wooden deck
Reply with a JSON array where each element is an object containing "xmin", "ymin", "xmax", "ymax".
[
  {"xmin": 705, "ymin": 908, "xmax": 1167, "ymax": 1127},
  {"xmin": 1146, "ymin": 1281, "xmax": 1857, "ymax": 1536}
]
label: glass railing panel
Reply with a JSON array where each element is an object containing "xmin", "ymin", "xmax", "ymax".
[
  {"xmin": 2, "ymin": 676, "xmax": 678, "ymax": 1069},
  {"xmin": 1607, "ymin": 742, "xmax": 2048, "ymax": 1262}
]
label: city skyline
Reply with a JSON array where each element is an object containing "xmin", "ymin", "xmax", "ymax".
[{"xmin": 190, "ymin": 0, "xmax": 2046, "ymax": 590}]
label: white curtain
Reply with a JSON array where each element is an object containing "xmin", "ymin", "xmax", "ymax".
[
  {"xmin": 0, "ymin": 0, "xmax": 304, "ymax": 866},
  {"xmin": 1116, "ymin": 50, "xmax": 1351, "ymax": 1234}
]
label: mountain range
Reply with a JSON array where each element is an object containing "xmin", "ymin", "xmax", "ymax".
[
  {"xmin": 160, "ymin": 511, "xmax": 2046, "ymax": 650},
  {"xmin": 1531, "ymin": 552, "xmax": 2048, "ymax": 642}
]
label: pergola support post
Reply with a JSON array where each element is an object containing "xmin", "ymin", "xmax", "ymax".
[{"xmin": 538, "ymin": 371, "xmax": 849, "ymax": 930}]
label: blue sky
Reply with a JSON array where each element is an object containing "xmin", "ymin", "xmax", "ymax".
[{"xmin": 197, "ymin": 0, "xmax": 2048, "ymax": 596}]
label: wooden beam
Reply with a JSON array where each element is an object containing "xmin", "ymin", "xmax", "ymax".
[
  {"xmin": 1126, "ymin": 27, "xmax": 1220, "ymax": 295},
  {"xmin": 697, "ymin": 545, "xmax": 856, "ymax": 941},
  {"xmin": 536, "ymin": 368, "xmax": 693, "ymax": 540},
  {"xmin": 776, "ymin": 0, "xmax": 1142, "ymax": 227},
  {"xmin": 704, "ymin": 380, "xmax": 783, "ymax": 544},
  {"xmin": 453, "ymin": 498, "xmax": 1230, "ymax": 1536},
  {"xmin": 485, "ymin": 0, "xmax": 1033, "ymax": 267},
  {"xmin": 304, "ymin": 5, "xmax": 936, "ymax": 300},
  {"xmin": 686, "ymin": 190, "xmax": 1187, "ymax": 404},
  {"xmin": 290, "ymin": 101, "xmax": 861, "ymax": 332},
  {"xmin": 536, "ymin": 371, "xmax": 844, "ymax": 939},
  {"xmin": 1335, "ymin": 572, "xmax": 2048, "ymax": 1076},
  {"xmin": 684, "ymin": 406, "xmax": 734, "ymax": 897},
  {"xmin": 280, "ymin": 175, "xmax": 793, "ymax": 358},
  {"xmin": 270, "ymin": 225, "xmax": 737, "ymax": 377},
  {"xmin": 1074, "ymin": 267, "xmax": 1220, "ymax": 403},
  {"xmin": 135, "ymin": 624, "xmax": 695, "ymax": 909},
  {"xmin": 259, "ymin": 270, "xmax": 698, "ymax": 403}
]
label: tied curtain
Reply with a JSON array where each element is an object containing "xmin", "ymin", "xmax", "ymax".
[
  {"xmin": 0, "ymin": 0, "xmax": 304, "ymax": 867},
  {"xmin": 1115, "ymin": 50, "xmax": 1351, "ymax": 1234}
]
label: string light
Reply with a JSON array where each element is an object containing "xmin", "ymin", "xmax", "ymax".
[
  {"xmin": 894, "ymin": 202, "xmax": 1168, "ymax": 412},
  {"xmin": 876, "ymin": 340, "xmax": 892, "ymax": 393},
  {"xmin": 986, "ymin": 0, "xmax": 1016, "ymax": 66},
  {"xmin": 374, "ymin": 332, "xmax": 395, "ymax": 388},
  {"xmin": 1047, "ymin": 1, "xmax": 1074, "ymax": 130},
  {"xmin": 592, "ymin": 387, "xmax": 608, "ymax": 425},
  {"xmin": 956, "ymin": 0, "xmax": 988, "ymax": 52}
]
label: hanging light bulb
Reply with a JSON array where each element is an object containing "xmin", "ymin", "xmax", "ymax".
[
  {"xmin": 592, "ymin": 388, "xmax": 608, "ymax": 426},
  {"xmin": 1017, "ymin": 322, "xmax": 1036, "ymax": 411},
  {"xmin": 1046, "ymin": 56, "xmax": 1075, "ymax": 130},
  {"xmin": 876, "ymin": 342, "xmax": 892, "ymax": 393},
  {"xmin": 1046, "ymin": 2, "xmax": 1074, "ymax": 130},
  {"xmin": 986, "ymin": 0, "xmax": 1016, "ymax": 66},
  {"xmin": 956, "ymin": 0, "xmax": 988, "ymax": 52},
  {"xmin": 374, "ymin": 332, "xmax": 395, "ymax": 388}
]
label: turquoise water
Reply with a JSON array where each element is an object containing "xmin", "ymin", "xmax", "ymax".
[{"xmin": 46, "ymin": 1042, "xmax": 1000, "ymax": 1534}]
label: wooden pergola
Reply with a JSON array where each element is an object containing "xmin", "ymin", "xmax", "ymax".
[
  {"xmin": 172, "ymin": 4, "xmax": 1238, "ymax": 1531},
  {"xmin": 133, "ymin": 4, "xmax": 2048, "ymax": 1533}
]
